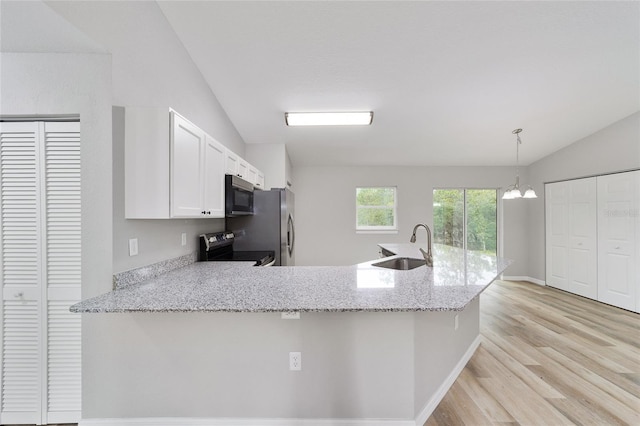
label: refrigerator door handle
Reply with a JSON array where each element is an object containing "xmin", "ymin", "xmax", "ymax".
[{"xmin": 287, "ymin": 214, "xmax": 295, "ymax": 257}]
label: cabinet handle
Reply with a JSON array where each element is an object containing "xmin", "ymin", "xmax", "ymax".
[
  {"xmin": 207, "ymin": 211, "xmax": 211, "ymax": 215},
  {"xmin": 614, "ymin": 246, "xmax": 621, "ymax": 250},
  {"xmin": 14, "ymin": 292, "xmax": 23, "ymax": 298}
]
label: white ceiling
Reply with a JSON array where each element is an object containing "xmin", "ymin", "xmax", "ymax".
[
  {"xmin": 157, "ymin": 1, "xmax": 639, "ymax": 167},
  {"xmin": 10, "ymin": 1, "xmax": 636, "ymax": 167}
]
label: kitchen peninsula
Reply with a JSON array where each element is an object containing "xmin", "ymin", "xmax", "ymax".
[{"xmin": 73, "ymin": 244, "xmax": 511, "ymax": 425}]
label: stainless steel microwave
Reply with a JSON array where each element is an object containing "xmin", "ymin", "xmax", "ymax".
[{"xmin": 225, "ymin": 175, "xmax": 254, "ymax": 216}]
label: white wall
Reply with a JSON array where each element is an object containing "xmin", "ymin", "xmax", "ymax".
[
  {"xmin": 526, "ymin": 112, "xmax": 640, "ymax": 281},
  {"xmin": 293, "ymin": 165, "xmax": 530, "ymax": 276},
  {"xmin": 40, "ymin": 1, "xmax": 247, "ymax": 273},
  {"xmin": 0, "ymin": 1, "xmax": 249, "ymax": 420}
]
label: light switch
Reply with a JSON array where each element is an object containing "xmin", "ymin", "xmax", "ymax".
[{"xmin": 181, "ymin": 233, "xmax": 187, "ymax": 246}]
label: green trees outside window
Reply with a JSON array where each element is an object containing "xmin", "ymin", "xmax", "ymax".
[
  {"xmin": 356, "ymin": 187, "xmax": 397, "ymax": 230},
  {"xmin": 433, "ymin": 189, "xmax": 497, "ymax": 255}
]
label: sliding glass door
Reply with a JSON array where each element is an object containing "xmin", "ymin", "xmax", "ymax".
[{"xmin": 433, "ymin": 189, "xmax": 497, "ymax": 255}]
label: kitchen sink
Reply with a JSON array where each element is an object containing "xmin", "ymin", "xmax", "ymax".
[{"xmin": 372, "ymin": 257, "xmax": 425, "ymax": 270}]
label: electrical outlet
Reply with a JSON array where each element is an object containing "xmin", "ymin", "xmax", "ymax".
[
  {"xmin": 181, "ymin": 233, "xmax": 187, "ymax": 246},
  {"xmin": 454, "ymin": 314, "xmax": 459, "ymax": 331},
  {"xmin": 281, "ymin": 312, "xmax": 300, "ymax": 320},
  {"xmin": 129, "ymin": 238, "xmax": 138, "ymax": 256},
  {"xmin": 289, "ymin": 352, "xmax": 302, "ymax": 371}
]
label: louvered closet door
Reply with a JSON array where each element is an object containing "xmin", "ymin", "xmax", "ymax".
[
  {"xmin": 0, "ymin": 121, "xmax": 81, "ymax": 425},
  {"xmin": 0, "ymin": 122, "xmax": 42, "ymax": 424},
  {"xmin": 43, "ymin": 122, "xmax": 81, "ymax": 424}
]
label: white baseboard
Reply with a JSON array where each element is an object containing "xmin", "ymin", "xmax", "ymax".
[
  {"xmin": 80, "ymin": 417, "xmax": 415, "ymax": 426},
  {"xmin": 502, "ymin": 275, "xmax": 546, "ymax": 286},
  {"xmin": 413, "ymin": 334, "xmax": 482, "ymax": 426}
]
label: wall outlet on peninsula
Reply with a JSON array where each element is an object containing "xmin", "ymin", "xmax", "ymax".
[{"xmin": 289, "ymin": 352, "xmax": 302, "ymax": 371}]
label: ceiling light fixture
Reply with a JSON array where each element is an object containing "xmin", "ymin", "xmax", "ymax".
[
  {"xmin": 285, "ymin": 111, "xmax": 373, "ymax": 126},
  {"xmin": 502, "ymin": 128, "xmax": 537, "ymax": 200}
]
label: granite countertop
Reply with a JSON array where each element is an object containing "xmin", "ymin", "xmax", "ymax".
[{"xmin": 71, "ymin": 244, "xmax": 512, "ymax": 313}]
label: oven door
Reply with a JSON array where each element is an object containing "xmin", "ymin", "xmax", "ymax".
[{"xmin": 225, "ymin": 175, "xmax": 254, "ymax": 216}]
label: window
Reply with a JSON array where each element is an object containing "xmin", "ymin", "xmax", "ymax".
[
  {"xmin": 433, "ymin": 189, "xmax": 497, "ymax": 255},
  {"xmin": 356, "ymin": 187, "xmax": 397, "ymax": 231}
]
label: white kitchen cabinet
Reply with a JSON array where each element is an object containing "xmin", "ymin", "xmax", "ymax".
[
  {"xmin": 203, "ymin": 135, "xmax": 226, "ymax": 217},
  {"xmin": 224, "ymin": 149, "xmax": 239, "ymax": 176},
  {"xmin": 0, "ymin": 121, "xmax": 82, "ymax": 425},
  {"xmin": 170, "ymin": 113, "xmax": 205, "ymax": 217},
  {"xmin": 545, "ymin": 171, "xmax": 639, "ymax": 312},
  {"xmin": 224, "ymin": 148, "xmax": 264, "ymax": 188},
  {"xmin": 247, "ymin": 163, "xmax": 258, "ymax": 186},
  {"xmin": 238, "ymin": 157, "xmax": 249, "ymax": 181},
  {"xmin": 256, "ymin": 170, "xmax": 265, "ymax": 189},
  {"xmin": 597, "ymin": 170, "xmax": 639, "ymax": 312},
  {"xmin": 545, "ymin": 177, "xmax": 597, "ymax": 298},
  {"xmin": 125, "ymin": 107, "xmax": 225, "ymax": 219},
  {"xmin": 244, "ymin": 143, "xmax": 292, "ymax": 190}
]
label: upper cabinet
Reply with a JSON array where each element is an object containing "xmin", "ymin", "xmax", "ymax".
[
  {"xmin": 224, "ymin": 147, "xmax": 264, "ymax": 189},
  {"xmin": 125, "ymin": 107, "xmax": 227, "ymax": 219},
  {"xmin": 244, "ymin": 144, "xmax": 293, "ymax": 191}
]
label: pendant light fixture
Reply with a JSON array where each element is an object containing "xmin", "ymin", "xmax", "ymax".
[{"xmin": 502, "ymin": 128, "xmax": 537, "ymax": 200}]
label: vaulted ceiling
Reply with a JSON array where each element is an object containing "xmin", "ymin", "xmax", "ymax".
[
  {"xmin": 157, "ymin": 1, "xmax": 639, "ymax": 166},
  {"xmin": 13, "ymin": 1, "xmax": 640, "ymax": 167}
]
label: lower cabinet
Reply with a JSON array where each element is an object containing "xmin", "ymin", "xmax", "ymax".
[{"xmin": 545, "ymin": 170, "xmax": 640, "ymax": 312}]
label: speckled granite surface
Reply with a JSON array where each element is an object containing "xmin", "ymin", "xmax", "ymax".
[
  {"xmin": 71, "ymin": 244, "xmax": 512, "ymax": 313},
  {"xmin": 113, "ymin": 252, "xmax": 197, "ymax": 289}
]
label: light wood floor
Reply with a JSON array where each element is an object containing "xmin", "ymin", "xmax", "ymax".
[{"xmin": 426, "ymin": 280, "xmax": 640, "ymax": 426}]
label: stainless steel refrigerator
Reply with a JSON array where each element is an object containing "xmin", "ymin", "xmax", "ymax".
[{"xmin": 226, "ymin": 188, "xmax": 295, "ymax": 266}]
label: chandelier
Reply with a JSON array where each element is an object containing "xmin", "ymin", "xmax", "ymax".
[{"xmin": 502, "ymin": 128, "xmax": 537, "ymax": 200}]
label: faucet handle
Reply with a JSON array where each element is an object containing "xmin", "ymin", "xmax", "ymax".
[{"xmin": 419, "ymin": 248, "xmax": 434, "ymax": 267}]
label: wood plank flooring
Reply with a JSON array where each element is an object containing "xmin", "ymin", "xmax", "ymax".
[{"xmin": 426, "ymin": 280, "xmax": 640, "ymax": 426}]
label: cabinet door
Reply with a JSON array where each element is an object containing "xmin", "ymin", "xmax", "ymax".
[
  {"xmin": 224, "ymin": 149, "xmax": 239, "ymax": 176},
  {"xmin": 203, "ymin": 136, "xmax": 225, "ymax": 218},
  {"xmin": 545, "ymin": 181, "xmax": 569, "ymax": 291},
  {"xmin": 256, "ymin": 171, "xmax": 265, "ymax": 189},
  {"xmin": 237, "ymin": 158, "xmax": 249, "ymax": 180},
  {"xmin": 171, "ymin": 113, "xmax": 205, "ymax": 217},
  {"xmin": 567, "ymin": 178, "xmax": 597, "ymax": 299},
  {"xmin": 247, "ymin": 164, "xmax": 257, "ymax": 185},
  {"xmin": 597, "ymin": 171, "xmax": 639, "ymax": 311}
]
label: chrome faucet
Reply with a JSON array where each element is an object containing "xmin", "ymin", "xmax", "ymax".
[{"xmin": 410, "ymin": 224, "xmax": 434, "ymax": 267}]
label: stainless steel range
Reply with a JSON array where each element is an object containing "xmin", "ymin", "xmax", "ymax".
[{"xmin": 199, "ymin": 232, "xmax": 275, "ymax": 266}]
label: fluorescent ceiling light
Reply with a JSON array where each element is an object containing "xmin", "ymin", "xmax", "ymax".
[{"xmin": 285, "ymin": 112, "xmax": 373, "ymax": 126}]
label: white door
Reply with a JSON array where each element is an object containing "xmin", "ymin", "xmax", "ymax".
[
  {"xmin": 171, "ymin": 113, "xmax": 204, "ymax": 217},
  {"xmin": 545, "ymin": 181, "xmax": 569, "ymax": 291},
  {"xmin": 203, "ymin": 135, "xmax": 225, "ymax": 218},
  {"xmin": 0, "ymin": 121, "xmax": 81, "ymax": 425},
  {"xmin": 567, "ymin": 177, "xmax": 597, "ymax": 299},
  {"xmin": 0, "ymin": 122, "xmax": 42, "ymax": 425},
  {"xmin": 597, "ymin": 171, "xmax": 639, "ymax": 311},
  {"xmin": 42, "ymin": 122, "xmax": 82, "ymax": 423}
]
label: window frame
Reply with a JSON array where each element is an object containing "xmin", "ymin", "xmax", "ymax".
[
  {"xmin": 432, "ymin": 187, "xmax": 499, "ymax": 255},
  {"xmin": 355, "ymin": 186, "xmax": 398, "ymax": 233}
]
